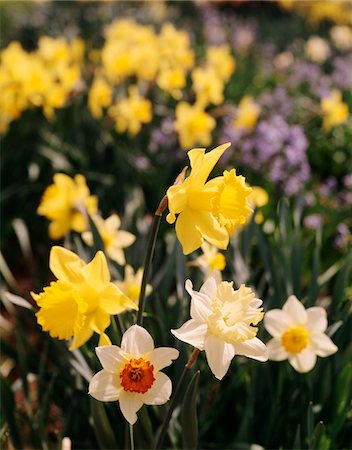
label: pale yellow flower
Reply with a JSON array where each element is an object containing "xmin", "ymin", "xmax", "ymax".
[
  {"xmin": 265, "ymin": 295, "xmax": 338, "ymax": 373},
  {"xmin": 174, "ymin": 102, "xmax": 216, "ymax": 150},
  {"xmin": 189, "ymin": 242, "xmax": 226, "ymax": 284},
  {"xmin": 115, "ymin": 265, "xmax": 152, "ymax": 306},
  {"xmin": 330, "ymin": 25, "xmax": 352, "ymax": 50},
  {"xmin": 305, "ymin": 36, "xmax": 330, "ymax": 63},
  {"xmin": 88, "ymin": 77, "xmax": 113, "ymax": 119},
  {"xmin": 232, "ymin": 96, "xmax": 261, "ymax": 132},
  {"xmin": 172, "ymin": 277, "xmax": 268, "ymax": 379},
  {"xmin": 82, "ymin": 214, "xmax": 135, "ymax": 265},
  {"xmin": 192, "ymin": 67, "xmax": 224, "ymax": 107},
  {"xmin": 31, "ymin": 246, "xmax": 136, "ymax": 350},
  {"xmin": 38, "ymin": 173, "xmax": 98, "ymax": 240},
  {"xmin": 321, "ymin": 90, "xmax": 349, "ymax": 131}
]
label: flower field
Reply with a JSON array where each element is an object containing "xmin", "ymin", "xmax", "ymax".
[{"xmin": 1, "ymin": 1, "xmax": 351, "ymax": 449}]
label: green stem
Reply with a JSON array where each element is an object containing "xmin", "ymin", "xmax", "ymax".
[
  {"xmin": 129, "ymin": 424, "xmax": 134, "ymax": 450},
  {"xmin": 154, "ymin": 348, "xmax": 200, "ymax": 449},
  {"xmin": 136, "ymin": 196, "xmax": 168, "ymax": 326}
]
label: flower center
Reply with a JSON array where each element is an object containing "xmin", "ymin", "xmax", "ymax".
[
  {"xmin": 281, "ymin": 326, "xmax": 310, "ymax": 354},
  {"xmin": 120, "ymin": 358, "xmax": 155, "ymax": 393}
]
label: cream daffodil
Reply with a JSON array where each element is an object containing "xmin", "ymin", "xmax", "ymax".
[
  {"xmin": 166, "ymin": 143, "xmax": 253, "ymax": 255},
  {"xmin": 31, "ymin": 246, "xmax": 136, "ymax": 350},
  {"xmin": 189, "ymin": 243, "xmax": 225, "ymax": 284},
  {"xmin": 264, "ymin": 295, "xmax": 338, "ymax": 373},
  {"xmin": 82, "ymin": 214, "xmax": 135, "ymax": 265},
  {"xmin": 89, "ymin": 325, "xmax": 179, "ymax": 424},
  {"xmin": 115, "ymin": 265, "xmax": 152, "ymax": 307},
  {"xmin": 172, "ymin": 277, "xmax": 268, "ymax": 380}
]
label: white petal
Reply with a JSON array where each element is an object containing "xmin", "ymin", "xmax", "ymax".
[
  {"xmin": 306, "ymin": 307, "xmax": 328, "ymax": 332},
  {"xmin": 118, "ymin": 391, "xmax": 144, "ymax": 425},
  {"xmin": 264, "ymin": 310, "xmax": 291, "ymax": 338},
  {"xmin": 267, "ymin": 338, "xmax": 289, "ymax": 361},
  {"xmin": 149, "ymin": 347, "xmax": 179, "ymax": 371},
  {"xmin": 310, "ymin": 332, "xmax": 338, "ymax": 357},
  {"xmin": 171, "ymin": 320, "xmax": 207, "ymax": 350},
  {"xmin": 121, "ymin": 325, "xmax": 154, "ymax": 356},
  {"xmin": 199, "ymin": 276, "xmax": 218, "ymax": 298},
  {"xmin": 95, "ymin": 345, "xmax": 127, "ymax": 372},
  {"xmin": 283, "ymin": 295, "xmax": 307, "ymax": 325},
  {"xmin": 185, "ymin": 279, "xmax": 212, "ymax": 322},
  {"xmin": 143, "ymin": 372, "xmax": 172, "ymax": 405},
  {"xmin": 204, "ymin": 335, "xmax": 235, "ymax": 380},
  {"xmin": 89, "ymin": 370, "xmax": 121, "ymax": 401},
  {"xmin": 233, "ymin": 337, "xmax": 268, "ymax": 362},
  {"xmin": 289, "ymin": 349, "xmax": 317, "ymax": 373}
]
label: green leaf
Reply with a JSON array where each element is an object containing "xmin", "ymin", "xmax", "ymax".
[
  {"xmin": 311, "ymin": 421, "xmax": 325, "ymax": 450},
  {"xmin": 90, "ymin": 398, "xmax": 118, "ymax": 449},
  {"xmin": 332, "ymin": 252, "xmax": 352, "ymax": 310},
  {"xmin": 134, "ymin": 406, "xmax": 153, "ymax": 449},
  {"xmin": 181, "ymin": 370, "xmax": 200, "ymax": 450},
  {"xmin": 292, "ymin": 423, "xmax": 301, "ymax": 450},
  {"xmin": 307, "ymin": 401, "xmax": 314, "ymax": 449}
]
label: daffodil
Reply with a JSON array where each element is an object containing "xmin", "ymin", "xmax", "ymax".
[
  {"xmin": 248, "ymin": 186, "xmax": 269, "ymax": 224},
  {"xmin": 88, "ymin": 77, "xmax": 113, "ymax": 119},
  {"xmin": 82, "ymin": 214, "xmax": 135, "ymax": 265},
  {"xmin": 304, "ymin": 36, "xmax": 330, "ymax": 63},
  {"xmin": 188, "ymin": 242, "xmax": 226, "ymax": 284},
  {"xmin": 166, "ymin": 143, "xmax": 253, "ymax": 255},
  {"xmin": 89, "ymin": 325, "xmax": 179, "ymax": 424},
  {"xmin": 264, "ymin": 295, "xmax": 338, "ymax": 373},
  {"xmin": 37, "ymin": 173, "xmax": 98, "ymax": 239},
  {"xmin": 191, "ymin": 67, "xmax": 224, "ymax": 107},
  {"xmin": 172, "ymin": 278, "xmax": 268, "ymax": 380},
  {"xmin": 31, "ymin": 246, "xmax": 136, "ymax": 350},
  {"xmin": 321, "ymin": 90, "xmax": 349, "ymax": 132},
  {"xmin": 205, "ymin": 45, "xmax": 236, "ymax": 82},
  {"xmin": 232, "ymin": 96, "xmax": 261, "ymax": 132},
  {"xmin": 115, "ymin": 265, "xmax": 152, "ymax": 306}
]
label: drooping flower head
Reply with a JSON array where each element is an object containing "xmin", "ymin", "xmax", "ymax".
[
  {"xmin": 89, "ymin": 325, "xmax": 179, "ymax": 424},
  {"xmin": 31, "ymin": 246, "xmax": 136, "ymax": 350},
  {"xmin": 166, "ymin": 143, "xmax": 253, "ymax": 254},
  {"xmin": 172, "ymin": 277, "xmax": 268, "ymax": 380},
  {"xmin": 37, "ymin": 173, "xmax": 98, "ymax": 240},
  {"xmin": 264, "ymin": 295, "xmax": 338, "ymax": 373},
  {"xmin": 82, "ymin": 214, "xmax": 135, "ymax": 265}
]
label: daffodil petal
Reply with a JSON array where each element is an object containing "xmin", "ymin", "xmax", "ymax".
[
  {"xmin": 89, "ymin": 308, "xmax": 110, "ymax": 334},
  {"xmin": 105, "ymin": 214, "xmax": 121, "ymax": 230},
  {"xmin": 175, "ymin": 210, "xmax": 203, "ymax": 255},
  {"xmin": 306, "ymin": 307, "xmax": 328, "ymax": 332},
  {"xmin": 310, "ymin": 332, "xmax": 338, "ymax": 357},
  {"xmin": 167, "ymin": 185, "xmax": 188, "ymax": 215},
  {"xmin": 233, "ymin": 337, "xmax": 268, "ymax": 362},
  {"xmin": 49, "ymin": 246, "xmax": 85, "ymax": 283},
  {"xmin": 266, "ymin": 338, "xmax": 288, "ymax": 361},
  {"xmin": 149, "ymin": 347, "xmax": 179, "ymax": 371},
  {"xmin": 83, "ymin": 251, "xmax": 110, "ymax": 290},
  {"xmin": 264, "ymin": 309, "xmax": 291, "ymax": 338},
  {"xmin": 199, "ymin": 276, "xmax": 218, "ymax": 299},
  {"xmin": 289, "ymin": 349, "xmax": 317, "ymax": 373},
  {"xmin": 204, "ymin": 334, "xmax": 235, "ymax": 380},
  {"xmin": 89, "ymin": 369, "xmax": 121, "ymax": 401},
  {"xmin": 100, "ymin": 284, "xmax": 137, "ymax": 314},
  {"xmin": 195, "ymin": 211, "xmax": 229, "ymax": 250},
  {"xmin": 115, "ymin": 230, "xmax": 136, "ymax": 248},
  {"xmin": 98, "ymin": 333, "xmax": 112, "ymax": 346},
  {"xmin": 118, "ymin": 391, "xmax": 144, "ymax": 425},
  {"xmin": 143, "ymin": 372, "xmax": 172, "ymax": 405},
  {"xmin": 121, "ymin": 325, "xmax": 154, "ymax": 356},
  {"xmin": 283, "ymin": 295, "xmax": 308, "ymax": 325},
  {"xmin": 171, "ymin": 319, "xmax": 207, "ymax": 350},
  {"xmin": 70, "ymin": 322, "xmax": 94, "ymax": 350},
  {"xmin": 95, "ymin": 345, "xmax": 127, "ymax": 372},
  {"xmin": 185, "ymin": 279, "xmax": 212, "ymax": 322}
]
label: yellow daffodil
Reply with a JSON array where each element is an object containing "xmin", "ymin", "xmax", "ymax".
[
  {"xmin": 264, "ymin": 295, "xmax": 338, "ymax": 373},
  {"xmin": 88, "ymin": 77, "xmax": 113, "ymax": 119},
  {"xmin": 192, "ymin": 67, "xmax": 224, "ymax": 107},
  {"xmin": 115, "ymin": 265, "xmax": 153, "ymax": 306},
  {"xmin": 172, "ymin": 278, "xmax": 268, "ymax": 379},
  {"xmin": 189, "ymin": 242, "xmax": 226, "ymax": 284},
  {"xmin": 157, "ymin": 66, "xmax": 186, "ymax": 99},
  {"xmin": 174, "ymin": 102, "xmax": 216, "ymax": 150},
  {"xmin": 248, "ymin": 186, "xmax": 269, "ymax": 224},
  {"xmin": 38, "ymin": 173, "xmax": 98, "ymax": 239},
  {"xmin": 205, "ymin": 45, "xmax": 236, "ymax": 82},
  {"xmin": 166, "ymin": 143, "xmax": 253, "ymax": 255},
  {"xmin": 108, "ymin": 86, "xmax": 152, "ymax": 136},
  {"xmin": 232, "ymin": 96, "xmax": 261, "ymax": 132},
  {"xmin": 82, "ymin": 214, "xmax": 135, "ymax": 265},
  {"xmin": 89, "ymin": 325, "xmax": 179, "ymax": 424},
  {"xmin": 31, "ymin": 246, "xmax": 136, "ymax": 350},
  {"xmin": 321, "ymin": 90, "xmax": 349, "ymax": 131}
]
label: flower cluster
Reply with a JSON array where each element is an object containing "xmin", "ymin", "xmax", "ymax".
[{"xmin": 0, "ymin": 37, "xmax": 84, "ymax": 133}]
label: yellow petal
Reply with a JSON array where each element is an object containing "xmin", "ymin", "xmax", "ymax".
[
  {"xmin": 188, "ymin": 143, "xmax": 230, "ymax": 185},
  {"xmin": 175, "ymin": 209, "xmax": 203, "ymax": 255},
  {"xmin": 195, "ymin": 211, "xmax": 229, "ymax": 250},
  {"xmin": 100, "ymin": 283, "xmax": 138, "ymax": 314},
  {"xmin": 88, "ymin": 307, "xmax": 111, "ymax": 334},
  {"xmin": 115, "ymin": 230, "xmax": 136, "ymax": 248},
  {"xmin": 83, "ymin": 251, "xmax": 110, "ymax": 290},
  {"xmin": 98, "ymin": 332, "xmax": 112, "ymax": 346},
  {"xmin": 167, "ymin": 185, "xmax": 188, "ymax": 215},
  {"xmin": 70, "ymin": 321, "xmax": 94, "ymax": 350},
  {"xmin": 50, "ymin": 246, "xmax": 85, "ymax": 284}
]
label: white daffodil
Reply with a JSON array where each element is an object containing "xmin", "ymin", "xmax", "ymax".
[
  {"xmin": 88, "ymin": 325, "xmax": 179, "ymax": 425},
  {"xmin": 171, "ymin": 278, "xmax": 268, "ymax": 380},
  {"xmin": 82, "ymin": 214, "xmax": 135, "ymax": 265},
  {"xmin": 264, "ymin": 295, "xmax": 338, "ymax": 373}
]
